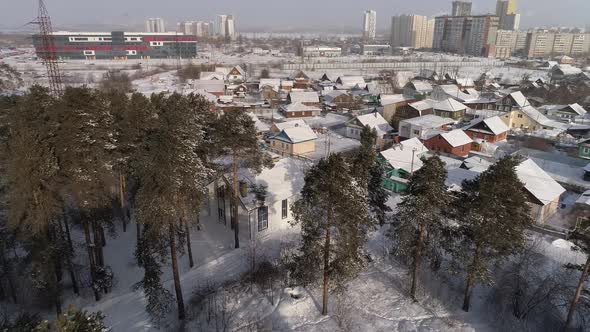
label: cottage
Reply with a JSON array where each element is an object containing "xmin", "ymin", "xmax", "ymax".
[
  {"xmin": 496, "ymin": 91, "xmax": 529, "ymax": 112},
  {"xmin": 227, "ymin": 83, "xmax": 248, "ymax": 98},
  {"xmin": 403, "ymin": 81, "xmax": 433, "ymax": 99},
  {"xmin": 551, "ymin": 64, "xmax": 582, "ymax": 81},
  {"xmin": 269, "ymin": 124, "xmax": 318, "ymax": 156},
  {"xmin": 463, "ymin": 116, "xmax": 509, "ymax": 143},
  {"xmin": 205, "ymin": 158, "xmax": 308, "ymax": 243},
  {"xmin": 501, "ymin": 105, "xmax": 566, "ymax": 132},
  {"xmin": 289, "ymin": 70, "xmax": 311, "ymax": 89},
  {"xmin": 259, "ymin": 79, "xmax": 281, "ymax": 91},
  {"xmin": 390, "ymin": 99, "xmax": 434, "ymax": 129},
  {"xmin": 199, "ymin": 72, "xmax": 225, "ymax": 80},
  {"xmin": 191, "ymin": 80, "xmax": 226, "ymax": 96},
  {"xmin": 432, "ymin": 98, "xmax": 468, "ymax": 120},
  {"xmin": 379, "ymin": 146, "xmax": 425, "ymax": 192},
  {"xmin": 398, "ymin": 114, "xmax": 455, "ymax": 140},
  {"xmin": 336, "ymin": 76, "xmax": 367, "ymax": 90},
  {"xmin": 345, "ymin": 112, "xmax": 393, "ymax": 146},
  {"xmin": 539, "ymin": 103, "xmax": 587, "ymax": 122},
  {"xmin": 579, "ymin": 138, "xmax": 590, "ymax": 160},
  {"xmin": 461, "ymin": 156, "xmax": 492, "ymax": 173},
  {"xmin": 432, "ymin": 84, "xmax": 473, "ymax": 102},
  {"xmin": 227, "ymin": 65, "xmax": 246, "ymax": 82},
  {"xmin": 380, "ymin": 94, "xmax": 415, "ymax": 124},
  {"xmin": 287, "ymin": 91, "xmax": 320, "ymax": 107},
  {"xmin": 323, "ymin": 90, "xmax": 355, "ymax": 109},
  {"xmin": 424, "ymin": 129, "xmax": 473, "ymax": 157},
  {"xmin": 281, "ymin": 102, "xmax": 322, "ymax": 118},
  {"xmin": 515, "ymin": 159, "xmax": 566, "ymax": 224}
]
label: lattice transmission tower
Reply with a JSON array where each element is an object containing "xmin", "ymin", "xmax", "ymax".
[{"xmin": 31, "ymin": 0, "xmax": 64, "ymax": 96}]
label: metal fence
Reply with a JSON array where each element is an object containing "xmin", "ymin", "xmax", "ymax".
[{"xmin": 281, "ymin": 60, "xmax": 504, "ymax": 71}]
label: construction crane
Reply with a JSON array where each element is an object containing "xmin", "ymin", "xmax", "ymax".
[{"xmin": 30, "ymin": 0, "xmax": 64, "ymax": 96}]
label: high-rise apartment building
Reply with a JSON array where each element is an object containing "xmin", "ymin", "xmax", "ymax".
[
  {"xmin": 391, "ymin": 15, "xmax": 435, "ymax": 49},
  {"xmin": 193, "ymin": 21, "xmax": 211, "ymax": 37},
  {"xmin": 524, "ymin": 30, "xmax": 590, "ymax": 58},
  {"xmin": 496, "ymin": 0, "xmax": 520, "ymax": 30},
  {"xmin": 452, "ymin": 1, "xmax": 472, "ymax": 16},
  {"xmin": 178, "ymin": 21, "xmax": 194, "ymax": 35},
  {"xmin": 146, "ymin": 18, "xmax": 166, "ymax": 33},
  {"xmin": 495, "ymin": 30, "xmax": 527, "ymax": 58},
  {"xmin": 216, "ymin": 14, "xmax": 236, "ymax": 39},
  {"xmin": 433, "ymin": 15, "xmax": 499, "ymax": 57},
  {"xmin": 363, "ymin": 10, "xmax": 377, "ymax": 40}
]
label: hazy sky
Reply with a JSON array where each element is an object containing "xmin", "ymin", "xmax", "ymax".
[{"xmin": 2, "ymin": 0, "xmax": 589, "ymax": 32}]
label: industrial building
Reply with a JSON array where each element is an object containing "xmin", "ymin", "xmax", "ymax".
[{"xmin": 32, "ymin": 31, "xmax": 198, "ymax": 60}]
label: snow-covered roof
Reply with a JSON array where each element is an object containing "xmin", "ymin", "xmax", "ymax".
[
  {"xmin": 236, "ymin": 157, "xmax": 309, "ymax": 210},
  {"xmin": 192, "ymin": 80, "xmax": 225, "ymax": 93},
  {"xmin": 192, "ymin": 89, "xmax": 218, "ymax": 102},
  {"xmin": 401, "ymin": 114, "xmax": 455, "ymax": 129},
  {"xmin": 230, "ymin": 65, "xmax": 246, "ymax": 76},
  {"xmin": 456, "ymin": 77, "xmax": 475, "ymax": 87},
  {"xmin": 337, "ymin": 76, "xmax": 366, "ymax": 89},
  {"xmin": 400, "ymin": 137, "xmax": 429, "ymax": 155},
  {"xmin": 434, "ymin": 85, "xmax": 474, "ymax": 102},
  {"xmin": 354, "ymin": 112, "xmax": 393, "ymax": 136},
  {"xmin": 275, "ymin": 126, "xmax": 318, "ymax": 144},
  {"xmin": 259, "ymin": 78, "xmax": 281, "ymax": 90},
  {"xmin": 380, "ymin": 94, "xmax": 411, "ymax": 106},
  {"xmin": 440, "ymin": 129, "xmax": 473, "ymax": 147},
  {"xmin": 247, "ymin": 113, "xmax": 270, "ymax": 133},
  {"xmin": 380, "ymin": 147, "xmax": 424, "ymax": 173},
  {"xmin": 288, "ymin": 91, "xmax": 320, "ymax": 104},
  {"xmin": 575, "ymin": 190, "xmax": 590, "ymax": 207},
  {"xmin": 446, "ymin": 168, "xmax": 479, "ymax": 191},
  {"xmin": 464, "ymin": 116, "xmax": 509, "ymax": 135},
  {"xmin": 409, "ymin": 100, "xmax": 435, "ymax": 112},
  {"xmin": 199, "ymin": 72, "xmax": 225, "ymax": 80},
  {"xmin": 408, "ymin": 81, "xmax": 433, "ymax": 93},
  {"xmin": 462, "ymin": 156, "xmax": 492, "ymax": 172},
  {"xmin": 585, "ymin": 163, "xmax": 590, "ymax": 172},
  {"xmin": 508, "ymin": 91, "xmax": 529, "ymax": 108},
  {"xmin": 568, "ymin": 103, "xmax": 587, "ymax": 116},
  {"xmin": 520, "ymin": 105, "xmax": 566, "ymax": 129},
  {"xmin": 516, "ymin": 159, "xmax": 566, "ymax": 206},
  {"xmin": 433, "ymin": 98, "xmax": 468, "ymax": 113},
  {"xmin": 323, "ymin": 90, "xmax": 349, "ymax": 103},
  {"xmin": 283, "ymin": 102, "xmax": 322, "ymax": 113},
  {"xmin": 273, "ymin": 119, "xmax": 309, "ymax": 131},
  {"xmin": 552, "ymin": 64, "xmax": 582, "ymax": 76}
]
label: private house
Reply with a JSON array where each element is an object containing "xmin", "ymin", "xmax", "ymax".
[
  {"xmin": 269, "ymin": 123, "xmax": 318, "ymax": 156},
  {"xmin": 289, "ymin": 71, "xmax": 311, "ymax": 89},
  {"xmin": 281, "ymin": 102, "xmax": 322, "ymax": 118},
  {"xmin": 247, "ymin": 113, "xmax": 270, "ymax": 135},
  {"xmin": 500, "ymin": 105, "xmax": 566, "ymax": 131},
  {"xmin": 550, "ymin": 65, "xmax": 582, "ymax": 81},
  {"xmin": 336, "ymin": 76, "xmax": 367, "ymax": 90},
  {"xmin": 463, "ymin": 116, "xmax": 509, "ymax": 143},
  {"xmin": 260, "ymin": 85, "xmax": 280, "ymax": 104},
  {"xmin": 579, "ymin": 138, "xmax": 590, "ymax": 159},
  {"xmin": 191, "ymin": 80, "xmax": 226, "ymax": 97},
  {"xmin": 571, "ymin": 190, "xmax": 590, "ymax": 223},
  {"xmin": 345, "ymin": 112, "xmax": 393, "ymax": 146},
  {"xmin": 390, "ymin": 100, "xmax": 434, "ymax": 129},
  {"xmin": 380, "ymin": 94, "xmax": 415, "ymax": 124},
  {"xmin": 199, "ymin": 72, "xmax": 225, "ymax": 80},
  {"xmin": 323, "ymin": 90, "xmax": 355, "ymax": 110},
  {"xmin": 515, "ymin": 159, "xmax": 566, "ymax": 224},
  {"xmin": 259, "ymin": 79, "xmax": 281, "ymax": 91},
  {"xmin": 227, "ymin": 65, "xmax": 246, "ymax": 82},
  {"xmin": 398, "ymin": 114, "xmax": 455, "ymax": 140},
  {"xmin": 379, "ymin": 145, "xmax": 425, "ymax": 193},
  {"xmin": 415, "ymin": 69, "xmax": 440, "ymax": 82},
  {"xmin": 227, "ymin": 83, "xmax": 248, "ymax": 98},
  {"xmin": 432, "ymin": 98, "xmax": 468, "ymax": 121},
  {"xmin": 539, "ymin": 103, "xmax": 587, "ymax": 123},
  {"xmin": 424, "ymin": 129, "xmax": 473, "ymax": 157},
  {"xmin": 445, "ymin": 168, "xmax": 479, "ymax": 192},
  {"xmin": 270, "ymin": 119, "xmax": 308, "ymax": 134},
  {"xmin": 496, "ymin": 91, "xmax": 529, "ymax": 112},
  {"xmin": 204, "ymin": 158, "xmax": 308, "ymax": 243},
  {"xmin": 287, "ymin": 91, "xmax": 320, "ymax": 107},
  {"xmin": 403, "ymin": 81, "xmax": 433, "ymax": 99},
  {"xmin": 281, "ymin": 80, "xmax": 294, "ymax": 91}
]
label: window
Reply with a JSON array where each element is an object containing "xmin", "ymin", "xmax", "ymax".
[
  {"xmin": 218, "ymin": 208, "xmax": 225, "ymax": 224},
  {"xmin": 258, "ymin": 206, "xmax": 268, "ymax": 231},
  {"xmin": 517, "ymin": 114, "xmax": 523, "ymax": 118},
  {"xmin": 413, "ymin": 130, "xmax": 420, "ymax": 135},
  {"xmin": 584, "ymin": 147, "xmax": 590, "ymax": 154},
  {"xmin": 282, "ymin": 199, "xmax": 288, "ymax": 219}
]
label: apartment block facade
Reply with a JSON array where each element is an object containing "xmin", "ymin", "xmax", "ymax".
[
  {"xmin": 433, "ymin": 15, "xmax": 499, "ymax": 57},
  {"xmin": 391, "ymin": 15, "xmax": 434, "ymax": 49}
]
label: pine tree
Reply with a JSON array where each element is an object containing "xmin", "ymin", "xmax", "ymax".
[
  {"xmin": 290, "ymin": 154, "xmax": 373, "ymax": 315},
  {"xmin": 351, "ymin": 125, "xmax": 391, "ymax": 225},
  {"xmin": 390, "ymin": 155, "xmax": 451, "ymax": 301},
  {"xmin": 34, "ymin": 306, "xmax": 109, "ymax": 332},
  {"xmin": 4, "ymin": 86, "xmax": 69, "ymax": 313},
  {"xmin": 564, "ymin": 217, "xmax": 589, "ymax": 329},
  {"xmin": 52, "ymin": 87, "xmax": 116, "ymax": 301},
  {"xmin": 211, "ymin": 110, "xmax": 272, "ymax": 249},
  {"xmin": 452, "ymin": 156, "xmax": 532, "ymax": 312},
  {"xmin": 133, "ymin": 92, "xmax": 213, "ymax": 320}
]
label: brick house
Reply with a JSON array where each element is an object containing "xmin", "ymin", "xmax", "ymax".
[{"xmin": 463, "ymin": 116, "xmax": 509, "ymax": 143}]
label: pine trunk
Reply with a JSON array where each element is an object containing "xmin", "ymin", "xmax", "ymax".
[
  {"xmin": 62, "ymin": 210, "xmax": 75, "ymax": 253},
  {"xmin": 564, "ymin": 254, "xmax": 590, "ymax": 330},
  {"xmin": 92, "ymin": 220, "xmax": 105, "ymax": 267},
  {"xmin": 462, "ymin": 243, "xmax": 481, "ymax": 312},
  {"xmin": 410, "ymin": 223, "xmax": 425, "ymax": 301},
  {"xmin": 0, "ymin": 248, "xmax": 17, "ymax": 303},
  {"xmin": 82, "ymin": 220, "xmax": 100, "ymax": 301},
  {"xmin": 169, "ymin": 220, "xmax": 186, "ymax": 320},
  {"xmin": 232, "ymin": 153, "xmax": 240, "ymax": 249},
  {"xmin": 136, "ymin": 222, "xmax": 141, "ymax": 243},
  {"xmin": 322, "ymin": 208, "xmax": 332, "ymax": 316},
  {"xmin": 181, "ymin": 209, "xmax": 194, "ymax": 268},
  {"xmin": 119, "ymin": 172, "xmax": 127, "ymax": 232},
  {"xmin": 59, "ymin": 218, "xmax": 79, "ymax": 295}
]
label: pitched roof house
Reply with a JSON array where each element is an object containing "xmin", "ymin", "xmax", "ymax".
[
  {"xmin": 463, "ymin": 116, "xmax": 510, "ymax": 143},
  {"xmin": 398, "ymin": 114, "xmax": 455, "ymax": 140},
  {"xmin": 424, "ymin": 129, "xmax": 473, "ymax": 157},
  {"xmin": 432, "ymin": 98, "xmax": 468, "ymax": 120},
  {"xmin": 281, "ymin": 102, "xmax": 322, "ymax": 118},
  {"xmin": 345, "ymin": 112, "xmax": 393, "ymax": 144},
  {"xmin": 269, "ymin": 123, "xmax": 318, "ymax": 156}
]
